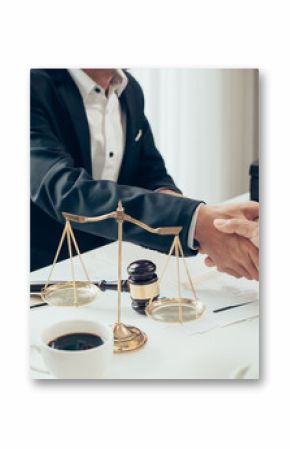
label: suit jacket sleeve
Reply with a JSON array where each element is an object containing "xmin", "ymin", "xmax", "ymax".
[{"xmin": 30, "ymin": 71, "xmax": 202, "ymax": 256}]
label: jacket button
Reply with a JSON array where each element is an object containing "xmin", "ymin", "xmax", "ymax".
[{"xmin": 109, "ymin": 152, "xmax": 114, "ymax": 158}]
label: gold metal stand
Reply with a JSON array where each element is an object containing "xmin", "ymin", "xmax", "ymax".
[
  {"xmin": 112, "ymin": 202, "xmax": 147, "ymax": 353},
  {"xmin": 112, "ymin": 323, "xmax": 147, "ymax": 353}
]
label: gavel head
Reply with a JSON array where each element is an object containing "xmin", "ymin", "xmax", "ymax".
[{"xmin": 127, "ymin": 259, "xmax": 160, "ymax": 315}]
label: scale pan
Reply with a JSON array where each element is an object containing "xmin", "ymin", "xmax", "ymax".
[
  {"xmin": 41, "ymin": 281, "xmax": 101, "ymax": 307},
  {"xmin": 145, "ymin": 297, "xmax": 206, "ymax": 323}
]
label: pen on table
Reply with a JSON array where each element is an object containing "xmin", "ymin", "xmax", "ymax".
[
  {"xmin": 213, "ymin": 301, "xmax": 255, "ymax": 313},
  {"xmin": 30, "ymin": 301, "xmax": 48, "ymax": 309}
]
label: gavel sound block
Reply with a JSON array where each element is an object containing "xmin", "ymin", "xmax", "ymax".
[
  {"xmin": 30, "ymin": 259, "xmax": 160, "ymax": 315},
  {"xmin": 127, "ymin": 260, "xmax": 159, "ymax": 314}
]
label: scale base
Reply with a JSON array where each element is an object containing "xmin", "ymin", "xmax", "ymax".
[{"xmin": 113, "ymin": 323, "xmax": 147, "ymax": 353}]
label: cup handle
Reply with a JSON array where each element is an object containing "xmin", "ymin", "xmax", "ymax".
[{"xmin": 30, "ymin": 344, "xmax": 50, "ymax": 374}]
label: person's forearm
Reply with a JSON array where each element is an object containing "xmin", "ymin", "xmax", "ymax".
[{"xmin": 31, "ymin": 150, "xmax": 202, "ymax": 256}]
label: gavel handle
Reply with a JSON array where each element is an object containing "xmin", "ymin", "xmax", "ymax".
[
  {"xmin": 30, "ymin": 280, "xmax": 129, "ymax": 294},
  {"xmin": 98, "ymin": 280, "xmax": 129, "ymax": 292}
]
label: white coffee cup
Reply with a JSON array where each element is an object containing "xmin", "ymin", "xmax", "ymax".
[{"xmin": 31, "ymin": 320, "xmax": 113, "ymax": 379}]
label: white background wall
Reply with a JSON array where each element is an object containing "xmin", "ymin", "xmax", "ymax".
[{"xmin": 130, "ymin": 69, "xmax": 259, "ymax": 203}]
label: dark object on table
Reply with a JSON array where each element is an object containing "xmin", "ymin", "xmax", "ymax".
[
  {"xmin": 30, "ymin": 279, "xmax": 129, "ymax": 294},
  {"xmin": 213, "ymin": 300, "xmax": 254, "ymax": 313},
  {"xmin": 249, "ymin": 160, "xmax": 259, "ymax": 202},
  {"xmin": 127, "ymin": 260, "xmax": 159, "ymax": 315}
]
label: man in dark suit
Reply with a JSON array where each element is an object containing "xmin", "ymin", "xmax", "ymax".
[{"xmin": 30, "ymin": 69, "xmax": 259, "ymax": 280}]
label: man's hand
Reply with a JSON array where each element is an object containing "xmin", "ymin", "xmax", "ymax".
[
  {"xmin": 214, "ymin": 218, "xmax": 259, "ymax": 248},
  {"xmin": 195, "ymin": 202, "xmax": 259, "ymax": 280}
]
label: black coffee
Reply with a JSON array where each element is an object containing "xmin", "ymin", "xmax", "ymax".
[{"xmin": 48, "ymin": 332, "xmax": 104, "ymax": 351}]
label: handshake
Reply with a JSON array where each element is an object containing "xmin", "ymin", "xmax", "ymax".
[{"xmin": 195, "ymin": 202, "xmax": 259, "ymax": 281}]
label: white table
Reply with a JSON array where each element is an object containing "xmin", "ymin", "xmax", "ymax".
[{"xmin": 30, "ymin": 193, "xmax": 259, "ymax": 379}]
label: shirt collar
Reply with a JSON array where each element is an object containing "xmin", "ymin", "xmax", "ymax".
[
  {"xmin": 68, "ymin": 69, "xmax": 128, "ymax": 100},
  {"xmin": 111, "ymin": 69, "xmax": 128, "ymax": 97}
]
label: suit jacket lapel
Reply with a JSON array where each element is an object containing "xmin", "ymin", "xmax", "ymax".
[
  {"xmin": 55, "ymin": 70, "xmax": 92, "ymax": 174},
  {"xmin": 118, "ymin": 82, "xmax": 139, "ymax": 184}
]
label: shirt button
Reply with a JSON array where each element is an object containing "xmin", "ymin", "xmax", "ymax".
[{"xmin": 109, "ymin": 151, "xmax": 114, "ymax": 158}]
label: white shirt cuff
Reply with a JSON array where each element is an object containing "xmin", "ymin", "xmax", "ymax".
[{"xmin": 187, "ymin": 204, "xmax": 203, "ymax": 250}]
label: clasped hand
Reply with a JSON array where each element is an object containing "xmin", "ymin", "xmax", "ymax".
[{"xmin": 195, "ymin": 202, "xmax": 259, "ymax": 280}]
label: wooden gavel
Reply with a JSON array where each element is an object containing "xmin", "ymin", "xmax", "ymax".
[{"xmin": 30, "ymin": 259, "xmax": 160, "ymax": 315}]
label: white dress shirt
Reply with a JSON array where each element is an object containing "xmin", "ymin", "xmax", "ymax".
[
  {"xmin": 68, "ymin": 69, "xmax": 127, "ymax": 181},
  {"xmin": 68, "ymin": 69, "xmax": 199, "ymax": 250}
]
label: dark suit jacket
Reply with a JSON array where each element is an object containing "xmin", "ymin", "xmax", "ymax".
[{"xmin": 30, "ymin": 69, "xmax": 202, "ymax": 271}]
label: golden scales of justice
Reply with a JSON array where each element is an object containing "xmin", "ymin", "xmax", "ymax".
[{"xmin": 41, "ymin": 201, "xmax": 206, "ymax": 353}]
